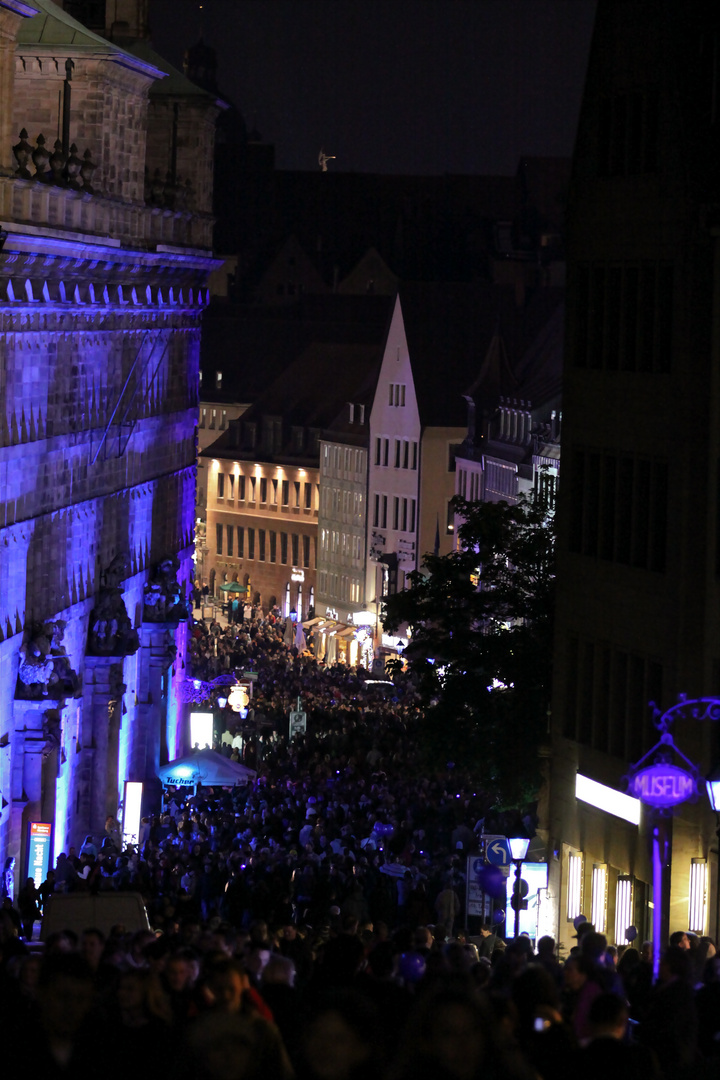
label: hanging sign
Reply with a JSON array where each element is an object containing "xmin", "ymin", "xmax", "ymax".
[{"xmin": 627, "ymin": 763, "xmax": 697, "ymax": 809}]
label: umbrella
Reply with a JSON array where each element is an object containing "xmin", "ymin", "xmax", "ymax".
[
  {"xmin": 158, "ymin": 748, "xmax": 256, "ymax": 788},
  {"xmin": 220, "ymin": 582, "xmax": 246, "ymax": 593}
]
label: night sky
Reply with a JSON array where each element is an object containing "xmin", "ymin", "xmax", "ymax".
[{"xmin": 149, "ymin": 0, "xmax": 597, "ymax": 176}]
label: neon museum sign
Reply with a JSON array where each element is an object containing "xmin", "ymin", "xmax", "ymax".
[{"xmin": 628, "ymin": 762, "xmax": 696, "ymax": 808}]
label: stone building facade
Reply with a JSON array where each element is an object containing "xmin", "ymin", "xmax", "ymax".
[{"xmin": 0, "ymin": 0, "xmax": 218, "ymax": 885}]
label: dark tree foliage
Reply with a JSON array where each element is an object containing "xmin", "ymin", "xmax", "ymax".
[{"xmin": 382, "ymin": 493, "xmax": 555, "ymax": 809}]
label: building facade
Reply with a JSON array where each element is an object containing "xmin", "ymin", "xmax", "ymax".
[
  {"xmin": 0, "ymin": 0, "xmax": 218, "ymax": 883},
  {"xmin": 548, "ymin": 0, "xmax": 720, "ymax": 949}
]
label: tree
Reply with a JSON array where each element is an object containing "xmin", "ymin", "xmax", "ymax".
[{"xmin": 382, "ymin": 492, "xmax": 555, "ymax": 809}]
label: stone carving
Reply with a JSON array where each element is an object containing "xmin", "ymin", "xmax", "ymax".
[
  {"xmin": 88, "ymin": 556, "xmax": 140, "ymax": 656},
  {"xmin": 143, "ymin": 556, "xmax": 188, "ymax": 624},
  {"xmin": 16, "ymin": 620, "xmax": 81, "ymax": 700},
  {"xmin": 14, "ymin": 130, "xmax": 98, "ymax": 192}
]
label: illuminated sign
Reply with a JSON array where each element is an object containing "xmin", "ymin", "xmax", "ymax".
[
  {"xmin": 122, "ymin": 781, "xmax": 143, "ymax": 848},
  {"xmin": 291, "ymin": 568, "xmax": 305, "ymax": 582},
  {"xmin": 27, "ymin": 822, "xmax": 52, "ymax": 889},
  {"xmin": 576, "ymin": 774, "xmax": 641, "ymax": 825},
  {"xmin": 628, "ymin": 764, "xmax": 697, "ymax": 808},
  {"xmin": 190, "ymin": 711, "xmax": 214, "ymax": 749}
]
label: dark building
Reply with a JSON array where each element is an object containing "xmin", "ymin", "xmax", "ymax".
[{"xmin": 548, "ymin": 0, "xmax": 720, "ymax": 949}]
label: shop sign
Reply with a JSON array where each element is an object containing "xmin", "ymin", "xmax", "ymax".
[{"xmin": 627, "ymin": 763, "xmax": 697, "ymax": 808}]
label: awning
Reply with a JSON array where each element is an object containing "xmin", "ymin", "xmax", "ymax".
[
  {"xmin": 158, "ymin": 749, "xmax": 256, "ymax": 788},
  {"xmin": 220, "ymin": 583, "xmax": 248, "ymax": 593},
  {"xmin": 336, "ymin": 627, "xmax": 356, "ymax": 639}
]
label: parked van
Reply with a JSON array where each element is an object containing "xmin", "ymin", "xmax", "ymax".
[{"xmin": 40, "ymin": 892, "xmax": 151, "ymax": 940}]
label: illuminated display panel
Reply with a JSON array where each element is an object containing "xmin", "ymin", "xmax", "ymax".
[{"xmin": 576, "ymin": 773, "xmax": 641, "ymax": 825}]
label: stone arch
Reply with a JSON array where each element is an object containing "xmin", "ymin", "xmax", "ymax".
[{"xmin": 209, "ymin": 568, "xmax": 216, "ymax": 595}]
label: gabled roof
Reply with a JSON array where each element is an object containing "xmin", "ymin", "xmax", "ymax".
[
  {"xmin": 17, "ymin": 0, "xmax": 165, "ymax": 78},
  {"xmin": 397, "ymin": 282, "xmax": 564, "ymax": 428},
  {"xmin": 203, "ymin": 335, "xmax": 387, "ymax": 464}
]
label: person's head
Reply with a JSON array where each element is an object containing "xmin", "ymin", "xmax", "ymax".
[
  {"xmin": 537, "ymin": 935, "xmax": 556, "ymax": 959},
  {"xmin": 38, "ymin": 953, "xmax": 95, "ymax": 1039},
  {"xmin": 165, "ymin": 953, "xmax": 193, "ymax": 993},
  {"xmin": 204, "ymin": 959, "xmax": 250, "ymax": 1013},
  {"xmin": 588, "ymin": 993, "xmax": 628, "ymax": 1040},
  {"xmin": 404, "ymin": 987, "xmax": 495, "ymax": 1080},
  {"xmin": 669, "ymin": 930, "xmax": 690, "ymax": 950},
  {"xmin": 80, "ymin": 928, "xmax": 105, "ymax": 971},
  {"xmin": 660, "ymin": 945, "xmax": 693, "ymax": 984},
  {"xmin": 302, "ymin": 991, "xmax": 378, "ymax": 1080},
  {"xmin": 479, "ymin": 922, "xmax": 493, "ymax": 938}
]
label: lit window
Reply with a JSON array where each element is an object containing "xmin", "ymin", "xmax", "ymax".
[
  {"xmin": 689, "ymin": 859, "xmax": 707, "ymax": 934},
  {"xmin": 615, "ymin": 876, "xmax": 633, "ymax": 945},
  {"xmin": 591, "ymin": 865, "xmax": 607, "ymax": 934},
  {"xmin": 567, "ymin": 853, "xmax": 583, "ymax": 921},
  {"xmin": 215, "ymin": 370, "xmax": 223, "ymax": 389}
]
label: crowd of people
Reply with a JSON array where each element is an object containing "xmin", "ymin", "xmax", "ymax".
[{"xmin": 1, "ymin": 609, "xmax": 719, "ymax": 1079}]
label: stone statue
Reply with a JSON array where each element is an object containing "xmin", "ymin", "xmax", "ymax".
[
  {"xmin": 16, "ymin": 620, "xmax": 80, "ymax": 700},
  {"xmin": 143, "ymin": 556, "xmax": 188, "ymax": 624},
  {"xmin": 87, "ymin": 572, "xmax": 139, "ymax": 657}
]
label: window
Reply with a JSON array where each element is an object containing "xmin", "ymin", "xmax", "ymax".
[
  {"xmin": 270, "ymin": 531, "xmax": 277, "ymax": 563},
  {"xmin": 200, "ymin": 408, "xmax": 206, "ymax": 429},
  {"xmin": 292, "ymin": 534, "xmax": 299, "ymax": 565},
  {"xmin": 567, "ymin": 854, "xmax": 583, "ymax": 921},
  {"xmin": 402, "ymin": 498, "xmax": 408, "ymax": 532},
  {"xmin": 383, "ymin": 439, "xmax": 389, "ymax": 467},
  {"xmin": 294, "ymin": 481, "xmax": 301, "ymax": 507},
  {"xmin": 238, "ymin": 475, "xmax": 245, "ymax": 501},
  {"xmin": 304, "ymin": 483, "xmax": 312, "ymax": 509},
  {"xmin": 393, "ymin": 497, "xmax": 399, "ymax": 531},
  {"xmin": 403, "ymin": 441, "xmax": 409, "ymax": 469},
  {"xmin": 358, "ymin": 404, "xmax": 365, "ymax": 424},
  {"xmin": 248, "ymin": 529, "xmax": 255, "ymax": 560},
  {"xmin": 237, "ymin": 527, "xmax": 244, "ymax": 558},
  {"xmin": 348, "ymin": 403, "xmax": 355, "ymax": 423},
  {"xmin": 220, "ymin": 410, "xmax": 227, "ymax": 430},
  {"xmin": 303, "ymin": 535, "xmax": 310, "ymax": 568},
  {"xmin": 216, "ymin": 523, "xmax": 223, "ymax": 555},
  {"xmin": 260, "ymin": 478, "xmax": 268, "ymax": 503},
  {"xmin": 215, "ymin": 370, "xmax": 223, "ymax": 389},
  {"xmin": 259, "ymin": 530, "xmax": 266, "ymax": 561},
  {"xmin": 410, "ymin": 498, "xmax": 416, "ymax": 532},
  {"xmin": 381, "ymin": 495, "xmax": 387, "ymax": 529},
  {"xmin": 394, "ymin": 440, "xmax": 401, "ymax": 468},
  {"xmin": 228, "ymin": 474, "xmax": 235, "ymax": 500},
  {"xmin": 272, "ymin": 479, "xmax": 278, "ymax": 505},
  {"xmin": 373, "ymin": 494, "xmax": 379, "ymax": 528},
  {"xmin": 375, "ymin": 437, "xmax": 381, "ymax": 466},
  {"xmin": 227, "ymin": 525, "xmax": 234, "ymax": 557},
  {"xmin": 282, "ymin": 480, "xmax": 289, "ymax": 506},
  {"xmin": 281, "ymin": 532, "xmax": 288, "ymax": 564},
  {"xmin": 217, "ymin": 473, "xmax": 224, "ymax": 499},
  {"xmin": 249, "ymin": 476, "xmax": 256, "ymax": 502}
]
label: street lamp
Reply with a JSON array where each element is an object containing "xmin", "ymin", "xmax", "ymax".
[
  {"xmin": 705, "ymin": 763, "xmax": 720, "ymax": 811},
  {"xmin": 509, "ymin": 836, "xmax": 531, "ymax": 940}
]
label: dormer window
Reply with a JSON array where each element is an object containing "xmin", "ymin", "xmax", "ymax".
[
  {"xmin": 291, "ymin": 426, "xmax": 304, "ymax": 453},
  {"xmin": 348, "ymin": 403, "xmax": 355, "ymax": 423},
  {"xmin": 358, "ymin": 404, "xmax": 365, "ymax": 424},
  {"xmin": 215, "ymin": 370, "xmax": 223, "ymax": 389}
]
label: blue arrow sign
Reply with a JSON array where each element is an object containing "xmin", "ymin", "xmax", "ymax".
[{"xmin": 486, "ymin": 837, "xmax": 511, "ymax": 866}]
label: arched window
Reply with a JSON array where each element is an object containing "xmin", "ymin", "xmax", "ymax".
[
  {"xmin": 284, "ymin": 582, "xmax": 291, "ymax": 617},
  {"xmin": 297, "ymin": 584, "xmax": 303, "ymax": 619}
]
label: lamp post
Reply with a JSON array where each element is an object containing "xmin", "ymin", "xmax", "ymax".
[{"xmin": 509, "ymin": 836, "xmax": 531, "ymax": 940}]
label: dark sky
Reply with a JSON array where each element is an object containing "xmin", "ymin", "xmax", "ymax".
[{"xmin": 149, "ymin": 0, "xmax": 597, "ymax": 176}]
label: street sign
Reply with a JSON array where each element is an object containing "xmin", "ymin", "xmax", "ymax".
[{"xmin": 485, "ymin": 836, "xmax": 512, "ymax": 866}]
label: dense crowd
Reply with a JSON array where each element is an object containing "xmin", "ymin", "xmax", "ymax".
[{"xmin": 1, "ymin": 610, "xmax": 719, "ymax": 1079}]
